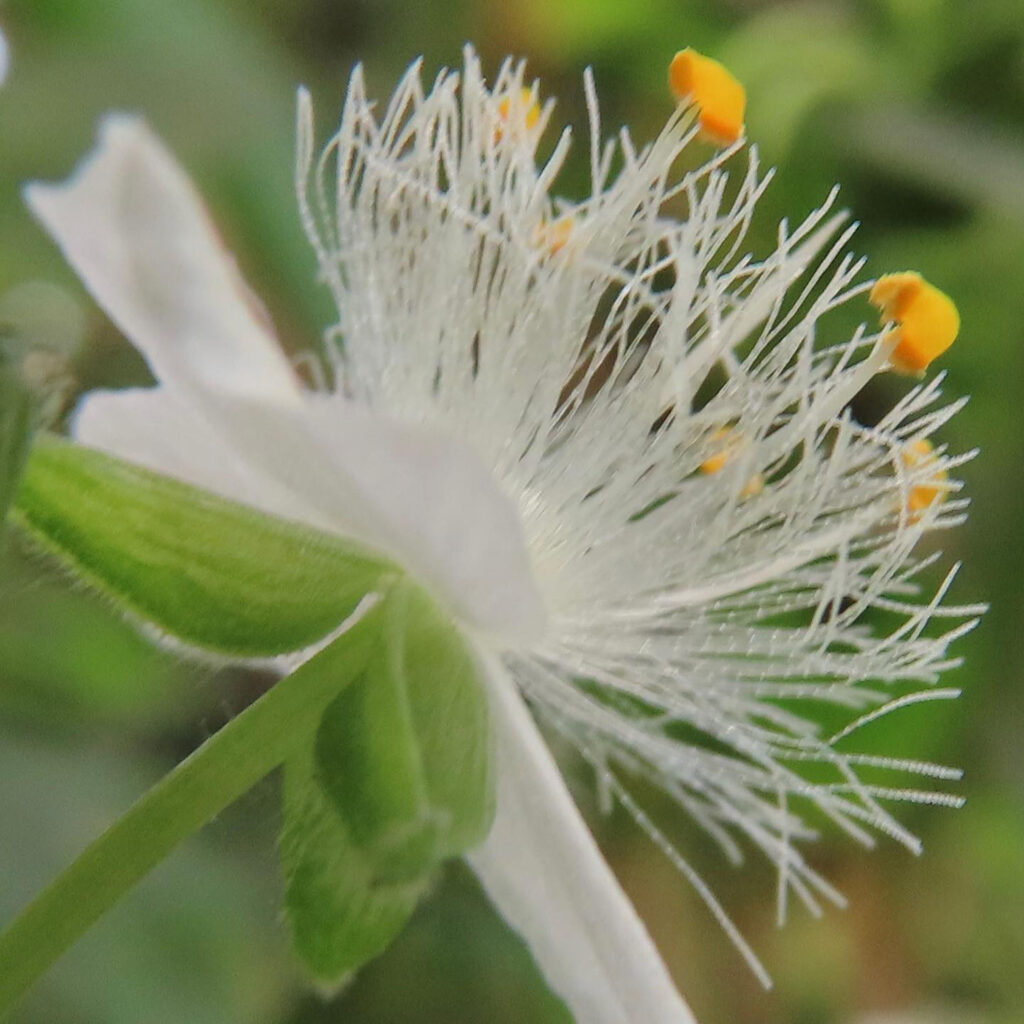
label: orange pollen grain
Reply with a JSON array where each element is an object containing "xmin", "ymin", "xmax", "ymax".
[
  {"xmin": 869, "ymin": 272, "xmax": 960, "ymax": 376},
  {"xmin": 740, "ymin": 473, "xmax": 765, "ymax": 499},
  {"xmin": 533, "ymin": 216, "xmax": 574, "ymax": 255},
  {"xmin": 668, "ymin": 48, "xmax": 746, "ymax": 146},
  {"xmin": 700, "ymin": 427, "xmax": 737, "ymax": 475},
  {"xmin": 700, "ymin": 427, "xmax": 763, "ymax": 497},
  {"xmin": 901, "ymin": 438, "xmax": 947, "ymax": 517},
  {"xmin": 496, "ymin": 87, "xmax": 541, "ymax": 139}
]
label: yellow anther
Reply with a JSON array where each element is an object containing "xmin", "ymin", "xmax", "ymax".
[
  {"xmin": 668, "ymin": 48, "xmax": 746, "ymax": 146},
  {"xmin": 532, "ymin": 215, "xmax": 574, "ymax": 255},
  {"xmin": 869, "ymin": 272, "xmax": 960, "ymax": 376},
  {"xmin": 901, "ymin": 438, "xmax": 947, "ymax": 517},
  {"xmin": 496, "ymin": 87, "xmax": 541, "ymax": 140}
]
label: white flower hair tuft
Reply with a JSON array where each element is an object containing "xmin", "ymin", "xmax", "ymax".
[{"xmin": 294, "ymin": 44, "xmax": 978, "ymax": 966}]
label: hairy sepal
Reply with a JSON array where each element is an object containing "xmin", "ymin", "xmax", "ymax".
[
  {"xmin": 283, "ymin": 582, "xmax": 494, "ymax": 985},
  {"xmin": 280, "ymin": 743, "xmax": 432, "ymax": 989},
  {"xmin": 12, "ymin": 434, "xmax": 395, "ymax": 656},
  {"xmin": 315, "ymin": 580, "xmax": 495, "ymax": 883}
]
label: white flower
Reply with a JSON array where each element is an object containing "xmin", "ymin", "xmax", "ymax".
[{"xmin": 25, "ymin": 47, "xmax": 978, "ymax": 1024}]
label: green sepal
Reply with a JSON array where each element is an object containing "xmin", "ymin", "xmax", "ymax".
[
  {"xmin": 0, "ymin": 368, "xmax": 35, "ymax": 528},
  {"xmin": 314, "ymin": 580, "xmax": 495, "ymax": 884},
  {"xmin": 280, "ymin": 743, "xmax": 431, "ymax": 988},
  {"xmin": 12, "ymin": 434, "xmax": 396, "ymax": 656}
]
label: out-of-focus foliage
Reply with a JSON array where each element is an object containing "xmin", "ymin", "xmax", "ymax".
[{"xmin": 0, "ymin": 0, "xmax": 1021, "ymax": 1021}]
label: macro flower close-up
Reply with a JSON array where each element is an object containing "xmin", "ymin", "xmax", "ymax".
[{"xmin": 2, "ymin": 19, "xmax": 1011, "ymax": 1024}]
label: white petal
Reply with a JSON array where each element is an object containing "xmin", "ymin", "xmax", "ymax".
[
  {"xmin": 74, "ymin": 387, "xmax": 546, "ymax": 645},
  {"xmin": 72, "ymin": 387, "xmax": 316, "ymax": 525},
  {"xmin": 467, "ymin": 653, "xmax": 698, "ymax": 1024},
  {"xmin": 198, "ymin": 393, "xmax": 547, "ymax": 645},
  {"xmin": 25, "ymin": 115, "xmax": 298, "ymax": 402}
]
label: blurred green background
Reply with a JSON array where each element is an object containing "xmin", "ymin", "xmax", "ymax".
[{"xmin": 1, "ymin": 0, "xmax": 1022, "ymax": 1021}]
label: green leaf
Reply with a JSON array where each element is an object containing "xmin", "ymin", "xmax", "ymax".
[
  {"xmin": 0, "ymin": 368, "xmax": 34, "ymax": 528},
  {"xmin": 280, "ymin": 744, "xmax": 431, "ymax": 988},
  {"xmin": 315, "ymin": 580, "xmax": 495, "ymax": 884},
  {"xmin": 12, "ymin": 434, "xmax": 396, "ymax": 656}
]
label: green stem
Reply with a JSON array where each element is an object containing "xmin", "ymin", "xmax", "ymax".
[{"xmin": 0, "ymin": 600, "xmax": 386, "ymax": 1013}]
